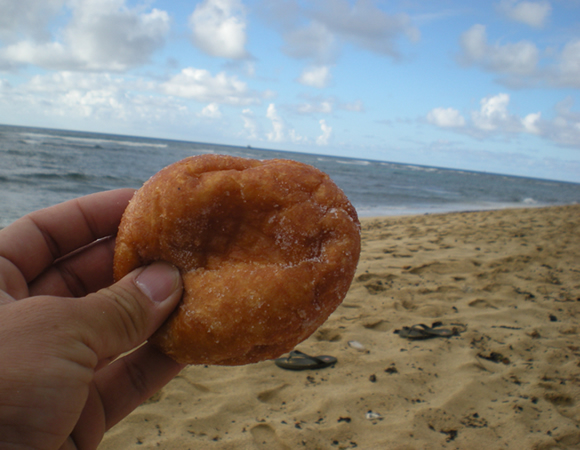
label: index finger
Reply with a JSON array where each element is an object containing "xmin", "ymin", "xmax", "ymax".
[{"xmin": 0, "ymin": 188, "xmax": 135, "ymax": 284}]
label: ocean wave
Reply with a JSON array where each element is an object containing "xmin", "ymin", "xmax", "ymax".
[
  {"xmin": 3, "ymin": 171, "xmax": 141, "ymax": 187},
  {"xmin": 336, "ymin": 159, "xmax": 371, "ymax": 166},
  {"xmin": 403, "ymin": 164, "xmax": 438, "ymax": 173},
  {"xmin": 20, "ymin": 132, "xmax": 168, "ymax": 149}
]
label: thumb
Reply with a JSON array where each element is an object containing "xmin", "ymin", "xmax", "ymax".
[{"xmin": 81, "ymin": 262, "xmax": 183, "ymax": 360}]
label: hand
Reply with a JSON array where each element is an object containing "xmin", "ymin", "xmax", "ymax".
[{"xmin": 0, "ymin": 189, "xmax": 184, "ymax": 449}]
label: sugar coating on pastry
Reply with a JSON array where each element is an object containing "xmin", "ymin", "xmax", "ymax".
[{"xmin": 113, "ymin": 154, "xmax": 361, "ymax": 365}]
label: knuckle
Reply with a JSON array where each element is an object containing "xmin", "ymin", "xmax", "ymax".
[{"xmin": 99, "ymin": 284, "xmax": 148, "ymax": 345}]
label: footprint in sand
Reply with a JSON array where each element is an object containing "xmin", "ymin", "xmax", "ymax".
[
  {"xmin": 355, "ymin": 273, "xmax": 394, "ymax": 294},
  {"xmin": 363, "ymin": 319, "xmax": 390, "ymax": 332},
  {"xmin": 364, "ymin": 281, "xmax": 387, "ymax": 294},
  {"xmin": 250, "ymin": 424, "xmax": 291, "ymax": 450},
  {"xmin": 257, "ymin": 384, "xmax": 289, "ymax": 404},
  {"xmin": 468, "ymin": 299, "xmax": 498, "ymax": 309},
  {"xmin": 315, "ymin": 327, "xmax": 342, "ymax": 342}
]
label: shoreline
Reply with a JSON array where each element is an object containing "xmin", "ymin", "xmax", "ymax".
[
  {"xmin": 355, "ymin": 201, "xmax": 579, "ymax": 219},
  {"xmin": 96, "ymin": 203, "xmax": 580, "ymax": 448}
]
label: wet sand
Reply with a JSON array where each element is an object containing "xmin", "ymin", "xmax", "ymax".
[{"xmin": 100, "ymin": 204, "xmax": 580, "ymax": 449}]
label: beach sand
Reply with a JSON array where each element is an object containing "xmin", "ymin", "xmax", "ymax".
[{"xmin": 100, "ymin": 205, "xmax": 580, "ymax": 449}]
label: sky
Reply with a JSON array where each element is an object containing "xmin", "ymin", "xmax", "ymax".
[{"xmin": 0, "ymin": 0, "xmax": 579, "ymax": 183}]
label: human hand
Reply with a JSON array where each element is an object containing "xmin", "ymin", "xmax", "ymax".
[{"xmin": 0, "ymin": 189, "xmax": 184, "ymax": 449}]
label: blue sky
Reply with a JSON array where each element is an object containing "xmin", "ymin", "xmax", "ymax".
[{"xmin": 0, "ymin": 0, "xmax": 579, "ymax": 182}]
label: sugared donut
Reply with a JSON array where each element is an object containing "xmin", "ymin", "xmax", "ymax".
[{"xmin": 113, "ymin": 155, "xmax": 360, "ymax": 365}]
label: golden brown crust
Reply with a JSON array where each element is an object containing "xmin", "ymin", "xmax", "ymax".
[{"xmin": 114, "ymin": 154, "xmax": 360, "ymax": 365}]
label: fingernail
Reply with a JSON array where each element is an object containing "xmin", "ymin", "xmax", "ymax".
[{"xmin": 135, "ymin": 262, "xmax": 181, "ymax": 303}]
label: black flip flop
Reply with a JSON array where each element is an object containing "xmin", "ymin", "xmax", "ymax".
[
  {"xmin": 274, "ymin": 350, "xmax": 337, "ymax": 371},
  {"xmin": 397, "ymin": 323, "xmax": 455, "ymax": 340}
]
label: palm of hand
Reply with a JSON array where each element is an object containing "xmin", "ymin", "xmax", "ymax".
[{"xmin": 0, "ymin": 189, "xmax": 183, "ymax": 449}]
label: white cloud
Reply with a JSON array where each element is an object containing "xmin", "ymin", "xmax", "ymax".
[
  {"xmin": 289, "ymin": 129, "xmax": 306, "ymax": 143},
  {"xmin": 472, "ymin": 93, "xmax": 513, "ymax": 131},
  {"xmin": 427, "ymin": 93, "xmax": 580, "ymax": 150},
  {"xmin": 297, "ymin": 65, "xmax": 332, "ymax": 88},
  {"xmin": 496, "ymin": 0, "xmax": 552, "ymax": 28},
  {"xmin": 427, "ymin": 107, "xmax": 466, "ymax": 128},
  {"xmin": 557, "ymin": 39, "xmax": 580, "ymax": 88},
  {"xmin": 200, "ymin": 102, "xmax": 222, "ymax": 118},
  {"xmin": 522, "ymin": 112, "xmax": 541, "ymax": 134},
  {"xmin": 0, "ymin": 0, "xmax": 65, "ymax": 42},
  {"xmin": 310, "ymin": 0, "xmax": 420, "ymax": 59},
  {"xmin": 241, "ymin": 108, "xmax": 258, "ymax": 139},
  {"xmin": 458, "ymin": 24, "xmax": 580, "ymax": 89},
  {"xmin": 459, "ymin": 24, "xmax": 539, "ymax": 76},
  {"xmin": 265, "ymin": 0, "xmax": 419, "ymax": 89},
  {"xmin": 0, "ymin": 0, "xmax": 170, "ymax": 72},
  {"xmin": 316, "ymin": 119, "xmax": 332, "ymax": 145},
  {"xmin": 266, "ymin": 103, "xmax": 285, "ymax": 142},
  {"xmin": 189, "ymin": 0, "xmax": 248, "ymax": 59},
  {"xmin": 545, "ymin": 97, "xmax": 580, "ymax": 148},
  {"xmin": 282, "ymin": 21, "xmax": 336, "ymax": 63},
  {"xmin": 162, "ymin": 67, "xmax": 260, "ymax": 106},
  {"xmin": 0, "ymin": 71, "xmax": 189, "ymax": 125}
]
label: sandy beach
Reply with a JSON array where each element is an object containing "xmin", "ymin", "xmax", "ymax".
[{"xmin": 100, "ymin": 204, "xmax": 580, "ymax": 450}]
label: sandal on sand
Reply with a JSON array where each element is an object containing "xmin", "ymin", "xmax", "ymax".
[
  {"xmin": 396, "ymin": 323, "xmax": 456, "ymax": 340},
  {"xmin": 274, "ymin": 350, "xmax": 337, "ymax": 371}
]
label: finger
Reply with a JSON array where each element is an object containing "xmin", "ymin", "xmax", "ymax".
[
  {"xmin": 0, "ymin": 188, "xmax": 135, "ymax": 284},
  {"xmin": 0, "ymin": 255, "xmax": 28, "ymax": 300},
  {"xmin": 77, "ymin": 262, "xmax": 182, "ymax": 361},
  {"xmin": 72, "ymin": 343, "xmax": 184, "ymax": 446},
  {"xmin": 28, "ymin": 236, "xmax": 116, "ymax": 298},
  {"xmin": 0, "ymin": 288, "xmax": 16, "ymax": 306},
  {"xmin": 99, "ymin": 344, "xmax": 185, "ymax": 429}
]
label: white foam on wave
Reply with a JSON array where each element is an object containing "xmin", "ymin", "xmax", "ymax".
[
  {"xmin": 336, "ymin": 159, "xmax": 371, "ymax": 166},
  {"xmin": 20, "ymin": 132, "xmax": 168, "ymax": 149}
]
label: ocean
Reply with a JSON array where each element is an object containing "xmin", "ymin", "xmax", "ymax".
[{"xmin": 1, "ymin": 124, "xmax": 579, "ymax": 229}]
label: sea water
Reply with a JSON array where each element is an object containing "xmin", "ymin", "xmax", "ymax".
[{"xmin": 1, "ymin": 124, "xmax": 579, "ymax": 228}]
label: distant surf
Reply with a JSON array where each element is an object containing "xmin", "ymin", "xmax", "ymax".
[{"xmin": 1, "ymin": 124, "xmax": 579, "ymax": 227}]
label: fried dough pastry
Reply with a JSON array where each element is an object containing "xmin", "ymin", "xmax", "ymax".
[{"xmin": 113, "ymin": 154, "xmax": 360, "ymax": 365}]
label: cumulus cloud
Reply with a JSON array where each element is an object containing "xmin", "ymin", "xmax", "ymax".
[
  {"xmin": 427, "ymin": 107, "xmax": 466, "ymax": 128},
  {"xmin": 458, "ymin": 24, "xmax": 580, "ymax": 89},
  {"xmin": 0, "ymin": 0, "xmax": 65, "ymax": 42},
  {"xmin": 297, "ymin": 65, "xmax": 332, "ymax": 88},
  {"xmin": 282, "ymin": 21, "xmax": 337, "ymax": 63},
  {"xmin": 427, "ymin": 93, "xmax": 580, "ymax": 149},
  {"xmin": 263, "ymin": 0, "xmax": 419, "ymax": 87},
  {"xmin": 522, "ymin": 111, "xmax": 541, "ymax": 134},
  {"xmin": 557, "ymin": 39, "xmax": 580, "ymax": 88},
  {"xmin": 274, "ymin": 0, "xmax": 420, "ymax": 64},
  {"xmin": 266, "ymin": 103, "xmax": 285, "ymax": 142},
  {"xmin": 471, "ymin": 93, "xmax": 517, "ymax": 131},
  {"xmin": 545, "ymin": 97, "xmax": 580, "ymax": 147},
  {"xmin": 264, "ymin": 103, "xmax": 310, "ymax": 143},
  {"xmin": 309, "ymin": 0, "xmax": 420, "ymax": 59},
  {"xmin": 0, "ymin": 71, "xmax": 189, "ymax": 124},
  {"xmin": 241, "ymin": 108, "xmax": 258, "ymax": 139},
  {"xmin": 200, "ymin": 102, "xmax": 222, "ymax": 118},
  {"xmin": 496, "ymin": 0, "xmax": 552, "ymax": 28},
  {"xmin": 316, "ymin": 119, "xmax": 332, "ymax": 145},
  {"xmin": 459, "ymin": 24, "xmax": 539, "ymax": 76},
  {"xmin": 189, "ymin": 0, "xmax": 248, "ymax": 59},
  {"xmin": 0, "ymin": 0, "xmax": 170, "ymax": 71},
  {"xmin": 162, "ymin": 67, "xmax": 260, "ymax": 106}
]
